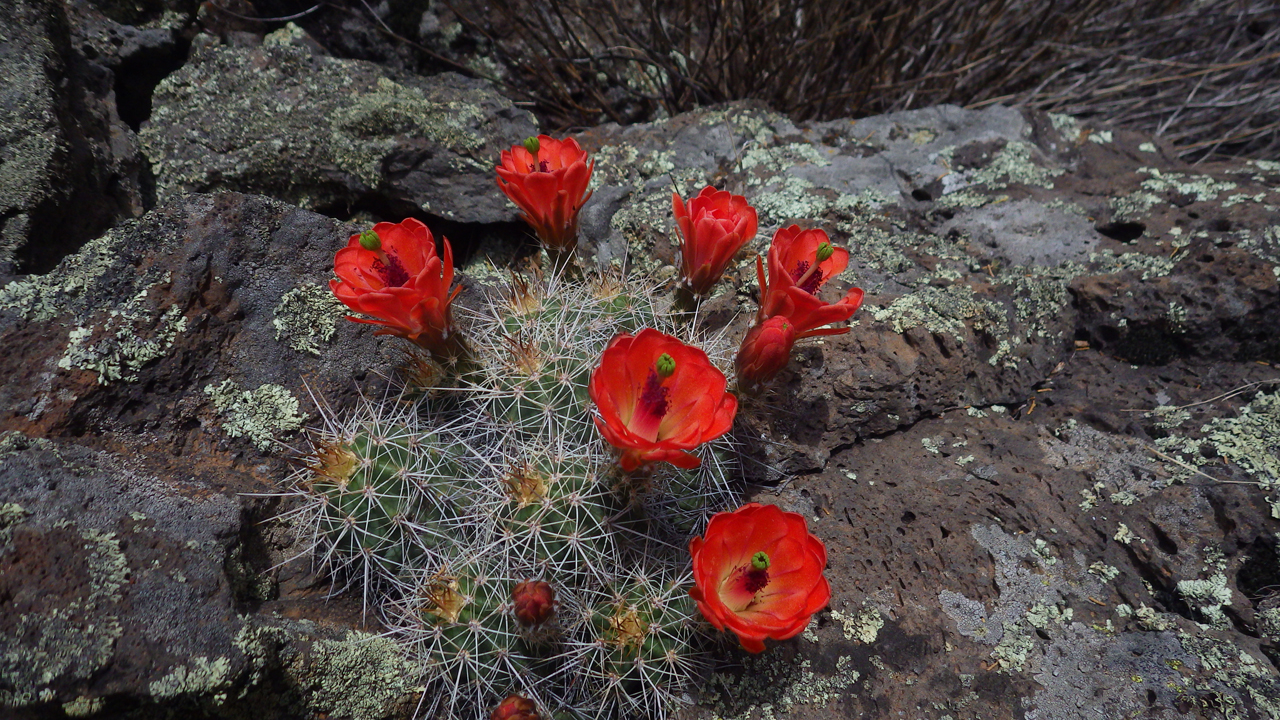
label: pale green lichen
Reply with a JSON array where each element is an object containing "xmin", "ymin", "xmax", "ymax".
[
  {"xmin": 947, "ymin": 140, "xmax": 1064, "ymax": 190},
  {"xmin": 58, "ymin": 297, "xmax": 187, "ymax": 384},
  {"xmin": 1110, "ymin": 191, "xmax": 1162, "ymax": 221},
  {"xmin": 750, "ymin": 174, "xmax": 829, "ymax": 225},
  {"xmin": 1114, "ymin": 523, "xmax": 1137, "ymax": 545},
  {"xmin": 705, "ymin": 653, "xmax": 861, "ymax": 720},
  {"xmin": 1089, "ymin": 247, "xmax": 1177, "ymax": 280},
  {"xmin": 1109, "ymin": 490, "xmax": 1139, "ymax": 506},
  {"xmin": 829, "ymin": 605, "xmax": 884, "ymax": 644},
  {"xmin": 60, "ymin": 696, "xmax": 104, "ymax": 717},
  {"xmin": 272, "ymin": 284, "xmax": 347, "ymax": 355},
  {"xmin": 296, "ymin": 631, "xmax": 414, "ymax": 719},
  {"xmin": 204, "ymin": 380, "xmax": 305, "ymax": 451},
  {"xmin": 0, "ymin": 226, "xmax": 139, "ymax": 322},
  {"xmin": 870, "ymin": 285, "xmax": 1008, "ymax": 345},
  {"xmin": 1173, "ymin": 390, "xmax": 1280, "ymax": 492},
  {"xmin": 0, "ymin": 526, "xmax": 127, "ymax": 708},
  {"xmin": 1088, "ymin": 562, "xmax": 1121, "ymax": 582},
  {"xmin": 149, "ymin": 656, "xmax": 233, "ymax": 701},
  {"xmin": 1177, "ymin": 633, "xmax": 1280, "ymax": 718},
  {"xmin": 739, "ymin": 142, "xmax": 833, "ymax": 172},
  {"xmin": 1176, "ymin": 574, "xmax": 1233, "ymax": 628},
  {"xmin": 992, "ymin": 620, "xmax": 1036, "ymax": 671},
  {"xmin": 1138, "ymin": 167, "xmax": 1237, "ymax": 203},
  {"xmin": 1088, "ymin": 130, "xmax": 1114, "ymax": 144},
  {"xmin": 1049, "ymin": 113, "xmax": 1082, "ymax": 141},
  {"xmin": 1139, "ymin": 142, "xmax": 1158, "ymax": 153},
  {"xmin": 1259, "ymin": 607, "xmax": 1280, "ymax": 641}
]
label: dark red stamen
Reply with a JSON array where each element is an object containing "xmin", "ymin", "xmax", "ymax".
[
  {"xmin": 639, "ymin": 369, "xmax": 670, "ymax": 419},
  {"xmin": 798, "ymin": 269, "xmax": 824, "ymax": 294},
  {"xmin": 538, "ymin": 160, "xmax": 551, "ymax": 173},
  {"xmin": 790, "ymin": 260, "xmax": 810, "ymax": 282},
  {"xmin": 374, "ymin": 253, "xmax": 411, "ymax": 287},
  {"xmin": 743, "ymin": 567, "xmax": 770, "ymax": 593}
]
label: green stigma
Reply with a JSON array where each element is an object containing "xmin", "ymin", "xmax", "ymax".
[
  {"xmin": 655, "ymin": 353, "xmax": 676, "ymax": 378},
  {"xmin": 751, "ymin": 551, "xmax": 770, "ymax": 571},
  {"xmin": 815, "ymin": 242, "xmax": 834, "ymax": 262},
  {"xmin": 523, "ymin": 136, "xmax": 540, "ymax": 155},
  {"xmin": 358, "ymin": 229, "xmax": 382, "ymax": 251}
]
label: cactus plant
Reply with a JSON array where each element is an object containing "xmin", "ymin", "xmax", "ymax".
[{"xmin": 287, "ymin": 267, "xmax": 741, "ymax": 719}]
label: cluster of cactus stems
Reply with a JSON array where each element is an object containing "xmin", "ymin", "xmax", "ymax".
[
  {"xmin": 291, "ymin": 134, "xmax": 851, "ymax": 719},
  {"xmin": 288, "ymin": 271, "xmax": 737, "ymax": 719}
]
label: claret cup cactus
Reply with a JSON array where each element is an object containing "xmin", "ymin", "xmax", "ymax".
[{"xmin": 283, "ymin": 137, "xmax": 853, "ymax": 719}]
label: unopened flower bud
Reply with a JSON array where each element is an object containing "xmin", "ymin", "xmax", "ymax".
[
  {"xmin": 734, "ymin": 316, "xmax": 797, "ymax": 392},
  {"xmin": 815, "ymin": 241, "xmax": 834, "ymax": 262},
  {"xmin": 655, "ymin": 353, "xmax": 676, "ymax": 378},
  {"xmin": 512, "ymin": 580, "xmax": 556, "ymax": 626},
  {"xmin": 491, "ymin": 694, "xmax": 539, "ymax": 720},
  {"xmin": 523, "ymin": 136, "xmax": 540, "ymax": 155},
  {"xmin": 358, "ymin": 229, "xmax": 382, "ymax": 251},
  {"xmin": 751, "ymin": 551, "xmax": 771, "ymax": 570}
]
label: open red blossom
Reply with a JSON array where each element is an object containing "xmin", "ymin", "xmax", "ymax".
[
  {"xmin": 330, "ymin": 218, "xmax": 461, "ymax": 354},
  {"xmin": 735, "ymin": 315, "xmax": 797, "ymax": 392},
  {"xmin": 588, "ymin": 329, "xmax": 737, "ymax": 472},
  {"xmin": 757, "ymin": 225, "xmax": 864, "ymax": 337},
  {"xmin": 496, "ymin": 135, "xmax": 594, "ymax": 252},
  {"xmin": 689, "ymin": 503, "xmax": 830, "ymax": 653},
  {"xmin": 674, "ymin": 186, "xmax": 758, "ymax": 297}
]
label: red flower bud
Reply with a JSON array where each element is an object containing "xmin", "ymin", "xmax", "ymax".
[
  {"xmin": 496, "ymin": 135, "xmax": 594, "ymax": 252},
  {"xmin": 512, "ymin": 580, "xmax": 556, "ymax": 626},
  {"xmin": 673, "ymin": 186, "xmax": 758, "ymax": 297},
  {"xmin": 735, "ymin": 316, "xmax": 797, "ymax": 392},
  {"xmin": 491, "ymin": 694, "xmax": 539, "ymax": 720},
  {"xmin": 756, "ymin": 226, "xmax": 864, "ymax": 338}
]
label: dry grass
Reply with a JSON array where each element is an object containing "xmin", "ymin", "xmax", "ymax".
[{"xmin": 332, "ymin": 0, "xmax": 1280, "ymax": 161}]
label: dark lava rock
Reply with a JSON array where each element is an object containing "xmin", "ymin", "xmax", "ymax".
[
  {"xmin": 0, "ymin": 0, "xmax": 149, "ymax": 276},
  {"xmin": 138, "ymin": 25, "xmax": 538, "ymax": 225}
]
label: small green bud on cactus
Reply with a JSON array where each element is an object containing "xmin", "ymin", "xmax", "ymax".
[
  {"xmin": 512, "ymin": 580, "xmax": 556, "ymax": 626},
  {"xmin": 523, "ymin": 136, "xmax": 541, "ymax": 155},
  {"xmin": 815, "ymin": 241, "xmax": 833, "ymax": 262},
  {"xmin": 358, "ymin": 229, "xmax": 382, "ymax": 251},
  {"xmin": 655, "ymin": 353, "xmax": 676, "ymax": 378},
  {"xmin": 752, "ymin": 551, "xmax": 770, "ymax": 570}
]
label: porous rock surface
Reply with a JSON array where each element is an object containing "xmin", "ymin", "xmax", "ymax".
[{"xmin": 1, "ymin": 12, "xmax": 1278, "ymax": 720}]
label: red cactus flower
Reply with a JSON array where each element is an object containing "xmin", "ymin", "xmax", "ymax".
[
  {"xmin": 491, "ymin": 694, "xmax": 539, "ymax": 720},
  {"xmin": 757, "ymin": 225, "xmax": 864, "ymax": 337},
  {"xmin": 512, "ymin": 580, "xmax": 556, "ymax": 626},
  {"xmin": 330, "ymin": 218, "xmax": 461, "ymax": 354},
  {"xmin": 673, "ymin": 186, "xmax": 758, "ymax": 297},
  {"xmin": 496, "ymin": 135, "xmax": 594, "ymax": 252},
  {"xmin": 689, "ymin": 502, "xmax": 830, "ymax": 653},
  {"xmin": 588, "ymin": 329, "xmax": 737, "ymax": 472},
  {"xmin": 735, "ymin": 315, "xmax": 797, "ymax": 392}
]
